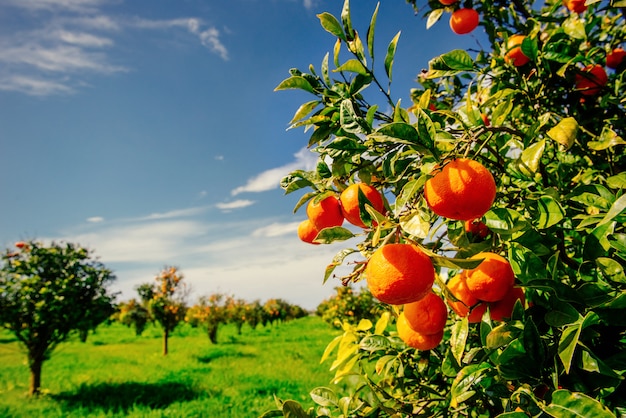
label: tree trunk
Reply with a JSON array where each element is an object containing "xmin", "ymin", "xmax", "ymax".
[
  {"xmin": 29, "ymin": 357, "xmax": 43, "ymax": 396},
  {"xmin": 208, "ymin": 324, "xmax": 218, "ymax": 344},
  {"xmin": 163, "ymin": 328, "xmax": 169, "ymax": 356}
]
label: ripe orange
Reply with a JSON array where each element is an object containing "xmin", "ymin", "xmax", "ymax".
[
  {"xmin": 397, "ymin": 312, "xmax": 444, "ymax": 350},
  {"xmin": 423, "ymin": 158, "xmax": 496, "ymax": 221},
  {"xmin": 481, "ymin": 113, "xmax": 490, "ymax": 126},
  {"xmin": 446, "ymin": 273, "xmax": 479, "ymax": 318},
  {"xmin": 563, "ymin": 0, "xmax": 587, "ymax": 13},
  {"xmin": 505, "ymin": 35, "xmax": 530, "ymax": 67},
  {"xmin": 365, "ymin": 243, "xmax": 435, "ymax": 305},
  {"xmin": 297, "ymin": 219, "xmax": 320, "ymax": 245},
  {"xmin": 340, "ymin": 183, "xmax": 385, "ymax": 228},
  {"xmin": 449, "ymin": 8, "xmax": 479, "ymax": 35},
  {"xmin": 465, "ymin": 219, "xmax": 491, "ymax": 238},
  {"xmin": 403, "ymin": 291, "xmax": 448, "ymax": 335},
  {"xmin": 575, "ymin": 64, "xmax": 608, "ymax": 96},
  {"xmin": 439, "ymin": 0, "xmax": 459, "ymax": 5},
  {"xmin": 306, "ymin": 194, "xmax": 344, "ymax": 230},
  {"xmin": 465, "ymin": 252, "xmax": 515, "ymax": 302},
  {"xmin": 489, "ymin": 286, "xmax": 525, "ymax": 321},
  {"xmin": 606, "ymin": 47, "xmax": 626, "ymax": 69}
]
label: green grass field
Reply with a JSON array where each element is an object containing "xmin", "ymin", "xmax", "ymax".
[{"xmin": 0, "ymin": 316, "xmax": 339, "ymax": 417}]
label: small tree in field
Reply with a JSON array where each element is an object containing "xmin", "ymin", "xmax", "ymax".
[
  {"xmin": 117, "ymin": 299, "xmax": 151, "ymax": 336},
  {"xmin": 138, "ymin": 266, "xmax": 187, "ymax": 355},
  {"xmin": 269, "ymin": 0, "xmax": 624, "ymax": 416},
  {"xmin": 186, "ymin": 293, "xmax": 230, "ymax": 344},
  {"xmin": 0, "ymin": 240, "xmax": 117, "ymax": 395}
]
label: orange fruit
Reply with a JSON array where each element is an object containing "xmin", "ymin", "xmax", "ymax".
[
  {"xmin": 489, "ymin": 286, "xmax": 525, "ymax": 321},
  {"xmin": 403, "ymin": 291, "xmax": 448, "ymax": 335},
  {"xmin": 505, "ymin": 35, "xmax": 530, "ymax": 67},
  {"xmin": 423, "ymin": 158, "xmax": 496, "ymax": 221},
  {"xmin": 340, "ymin": 183, "xmax": 385, "ymax": 228},
  {"xmin": 306, "ymin": 194, "xmax": 344, "ymax": 230},
  {"xmin": 449, "ymin": 8, "xmax": 479, "ymax": 35},
  {"xmin": 467, "ymin": 302, "xmax": 488, "ymax": 323},
  {"xmin": 465, "ymin": 252, "xmax": 515, "ymax": 302},
  {"xmin": 575, "ymin": 64, "xmax": 608, "ymax": 96},
  {"xmin": 439, "ymin": 0, "xmax": 459, "ymax": 5},
  {"xmin": 606, "ymin": 47, "xmax": 626, "ymax": 69},
  {"xmin": 365, "ymin": 243, "xmax": 435, "ymax": 305},
  {"xmin": 563, "ymin": 0, "xmax": 587, "ymax": 13},
  {"xmin": 297, "ymin": 219, "xmax": 320, "ymax": 245},
  {"xmin": 397, "ymin": 312, "xmax": 444, "ymax": 350},
  {"xmin": 481, "ymin": 113, "xmax": 490, "ymax": 126},
  {"xmin": 446, "ymin": 273, "xmax": 479, "ymax": 318},
  {"xmin": 465, "ymin": 219, "xmax": 491, "ymax": 239}
]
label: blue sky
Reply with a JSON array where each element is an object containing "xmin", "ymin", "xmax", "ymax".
[{"xmin": 0, "ymin": 0, "xmax": 483, "ymax": 310}]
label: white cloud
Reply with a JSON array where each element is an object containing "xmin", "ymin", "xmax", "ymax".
[
  {"xmin": 231, "ymin": 147, "xmax": 318, "ymax": 195},
  {"xmin": 49, "ymin": 210, "xmax": 356, "ymax": 310},
  {"xmin": 0, "ymin": 75, "xmax": 74, "ymax": 95},
  {"xmin": 136, "ymin": 206, "xmax": 212, "ymax": 221},
  {"xmin": 215, "ymin": 199, "xmax": 256, "ymax": 211},
  {"xmin": 0, "ymin": 4, "xmax": 229, "ymax": 96},
  {"xmin": 87, "ymin": 216, "xmax": 104, "ymax": 223}
]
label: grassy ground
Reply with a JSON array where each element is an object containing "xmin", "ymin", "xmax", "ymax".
[{"xmin": 0, "ymin": 316, "xmax": 339, "ymax": 417}]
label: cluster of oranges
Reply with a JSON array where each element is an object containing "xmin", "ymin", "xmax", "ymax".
[
  {"xmin": 297, "ymin": 183, "xmax": 385, "ymax": 244},
  {"xmin": 362, "ymin": 159, "xmax": 524, "ymax": 350}
]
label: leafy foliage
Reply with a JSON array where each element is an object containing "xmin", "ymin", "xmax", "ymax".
[
  {"xmin": 0, "ymin": 240, "xmax": 117, "ymax": 395},
  {"xmin": 272, "ymin": 0, "xmax": 625, "ymax": 416},
  {"xmin": 316, "ymin": 286, "xmax": 383, "ymax": 328}
]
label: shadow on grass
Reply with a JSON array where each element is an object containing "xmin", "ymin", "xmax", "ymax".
[
  {"xmin": 195, "ymin": 349, "xmax": 255, "ymax": 364},
  {"xmin": 53, "ymin": 381, "xmax": 205, "ymax": 413}
]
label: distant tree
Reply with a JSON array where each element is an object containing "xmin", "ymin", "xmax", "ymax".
[
  {"xmin": 0, "ymin": 240, "xmax": 117, "ymax": 395},
  {"xmin": 137, "ymin": 266, "xmax": 188, "ymax": 355},
  {"xmin": 226, "ymin": 297, "xmax": 248, "ymax": 335},
  {"xmin": 244, "ymin": 299, "xmax": 264, "ymax": 330},
  {"xmin": 316, "ymin": 286, "xmax": 382, "ymax": 328},
  {"xmin": 117, "ymin": 299, "xmax": 151, "ymax": 336},
  {"xmin": 186, "ymin": 293, "xmax": 229, "ymax": 344}
]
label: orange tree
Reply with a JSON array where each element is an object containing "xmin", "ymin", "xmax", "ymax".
[
  {"xmin": 268, "ymin": 0, "xmax": 625, "ymax": 416},
  {"xmin": 316, "ymin": 286, "xmax": 382, "ymax": 328},
  {"xmin": 185, "ymin": 293, "xmax": 229, "ymax": 344},
  {"xmin": 116, "ymin": 298, "xmax": 151, "ymax": 336},
  {"xmin": 0, "ymin": 240, "xmax": 117, "ymax": 395},
  {"xmin": 138, "ymin": 266, "xmax": 187, "ymax": 355}
]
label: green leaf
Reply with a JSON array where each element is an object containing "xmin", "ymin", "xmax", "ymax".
[
  {"xmin": 588, "ymin": 127, "xmax": 626, "ymax": 150},
  {"xmin": 384, "ymin": 31, "xmax": 401, "ymax": 81},
  {"xmin": 484, "ymin": 208, "xmax": 530, "ymax": 235},
  {"xmin": 339, "ymin": 99, "xmax": 369, "ymax": 134},
  {"xmin": 544, "ymin": 389, "xmax": 616, "ymax": 418},
  {"xmin": 545, "ymin": 302, "xmax": 581, "ymax": 327},
  {"xmin": 281, "ymin": 400, "xmax": 311, "ymax": 418},
  {"xmin": 450, "ymin": 363, "xmax": 491, "ymax": 408},
  {"xmin": 450, "ymin": 318, "xmax": 469, "ymax": 364},
  {"xmin": 516, "ymin": 139, "xmax": 545, "ymax": 177},
  {"xmin": 275, "ymin": 76, "xmax": 316, "ymax": 94},
  {"xmin": 596, "ymin": 257, "xmax": 626, "ymax": 283},
  {"xmin": 340, "ymin": 0, "xmax": 354, "ymax": 40},
  {"xmin": 323, "ymin": 248, "xmax": 358, "ymax": 284},
  {"xmin": 375, "ymin": 311, "xmax": 390, "ymax": 335},
  {"xmin": 289, "ymin": 100, "xmax": 320, "ymax": 124},
  {"xmin": 315, "ymin": 226, "xmax": 355, "ymax": 244},
  {"xmin": 321, "ymin": 52, "xmax": 330, "ymax": 86},
  {"xmin": 486, "ymin": 323, "xmax": 521, "ymax": 349},
  {"xmin": 547, "ymin": 117, "xmax": 578, "ymax": 150},
  {"xmin": 366, "ymin": 3, "xmax": 378, "ymax": 60},
  {"xmin": 430, "ymin": 255, "xmax": 484, "ymax": 270},
  {"xmin": 334, "ymin": 59, "xmax": 368, "ymax": 75},
  {"xmin": 310, "ymin": 387, "xmax": 338, "ymax": 407},
  {"xmin": 597, "ymin": 194, "xmax": 626, "ymax": 227},
  {"xmin": 606, "ymin": 172, "xmax": 626, "ymax": 190},
  {"xmin": 530, "ymin": 195, "xmax": 565, "ymax": 229},
  {"xmin": 359, "ymin": 335, "xmax": 390, "ymax": 352},
  {"xmin": 317, "ymin": 12, "xmax": 346, "ymax": 41},
  {"xmin": 563, "ymin": 14, "xmax": 586, "ymax": 40},
  {"xmin": 427, "ymin": 49, "xmax": 474, "ymax": 78},
  {"xmin": 426, "ymin": 8, "xmax": 444, "ymax": 30}
]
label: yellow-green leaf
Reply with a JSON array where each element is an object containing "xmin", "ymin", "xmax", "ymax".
[{"xmin": 548, "ymin": 117, "xmax": 578, "ymax": 149}]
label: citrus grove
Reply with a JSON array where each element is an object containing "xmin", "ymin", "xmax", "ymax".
[{"xmin": 269, "ymin": 0, "xmax": 625, "ymax": 416}]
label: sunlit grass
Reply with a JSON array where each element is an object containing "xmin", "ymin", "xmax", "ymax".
[{"xmin": 0, "ymin": 316, "xmax": 339, "ymax": 417}]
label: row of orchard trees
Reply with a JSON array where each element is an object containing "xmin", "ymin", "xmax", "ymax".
[
  {"xmin": 116, "ymin": 273, "xmax": 308, "ymax": 352},
  {"xmin": 0, "ymin": 240, "xmax": 307, "ymax": 396}
]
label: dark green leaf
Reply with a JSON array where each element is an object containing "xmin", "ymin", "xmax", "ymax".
[
  {"xmin": 366, "ymin": 3, "xmax": 379, "ymax": 60},
  {"xmin": 275, "ymin": 76, "xmax": 316, "ymax": 94}
]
